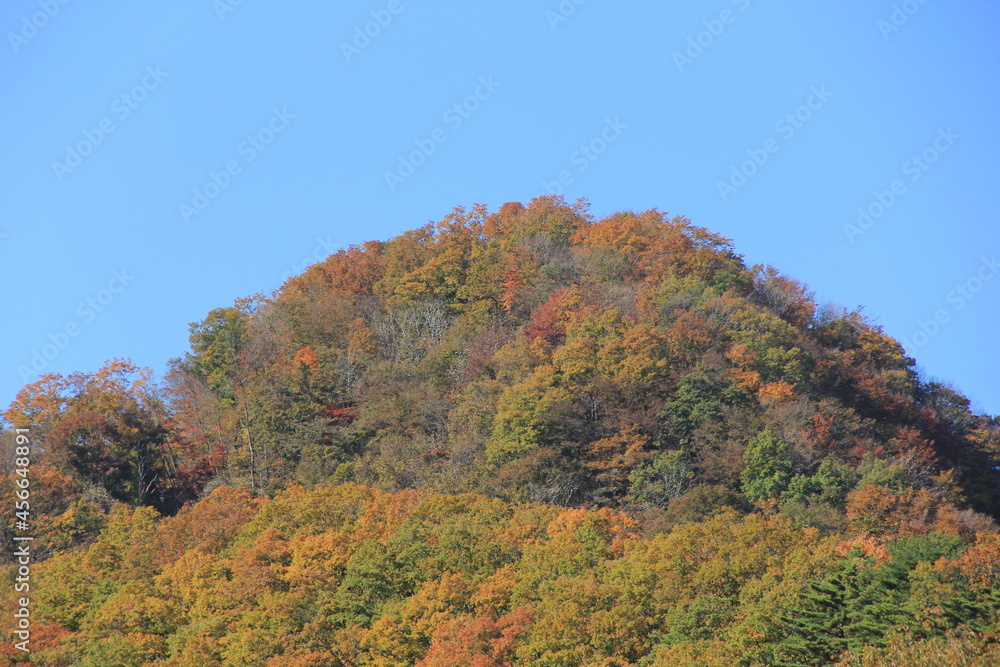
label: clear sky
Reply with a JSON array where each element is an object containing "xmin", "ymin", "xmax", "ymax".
[{"xmin": 2, "ymin": 1, "xmax": 998, "ymax": 416}]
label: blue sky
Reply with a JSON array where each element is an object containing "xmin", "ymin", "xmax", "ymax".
[{"xmin": 2, "ymin": 1, "xmax": 998, "ymax": 416}]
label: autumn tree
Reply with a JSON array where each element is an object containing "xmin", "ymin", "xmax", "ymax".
[{"xmin": 4, "ymin": 359, "xmax": 209, "ymax": 515}]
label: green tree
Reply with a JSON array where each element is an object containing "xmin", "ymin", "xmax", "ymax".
[
  {"xmin": 741, "ymin": 428, "xmax": 792, "ymax": 503},
  {"xmin": 629, "ymin": 450, "xmax": 695, "ymax": 507}
]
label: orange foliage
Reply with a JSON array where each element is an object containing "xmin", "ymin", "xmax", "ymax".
[
  {"xmin": 833, "ymin": 535, "xmax": 891, "ymax": 563},
  {"xmin": 545, "ymin": 507, "xmax": 642, "ymax": 558},
  {"xmin": 285, "ymin": 239, "xmax": 385, "ymax": 298},
  {"xmin": 846, "ymin": 485, "xmax": 910, "ymax": 536},
  {"xmin": 584, "ymin": 425, "xmax": 650, "ymax": 489},
  {"xmin": 153, "ymin": 486, "xmax": 263, "ymax": 565},
  {"xmin": 292, "ymin": 345, "xmax": 318, "ymax": 370},
  {"xmin": 757, "ymin": 380, "xmax": 797, "ymax": 405},
  {"xmin": 952, "ymin": 533, "xmax": 1000, "ymax": 588},
  {"xmin": 667, "ymin": 310, "xmax": 715, "ymax": 362},
  {"xmin": 845, "ymin": 484, "xmax": 976, "ymax": 539},
  {"xmin": 571, "ymin": 209, "xmax": 739, "ymax": 286},
  {"xmin": 418, "ymin": 606, "xmax": 534, "ymax": 667},
  {"xmin": 887, "ymin": 426, "xmax": 936, "ymax": 460},
  {"xmin": 3, "ymin": 372, "xmax": 67, "ymax": 427},
  {"xmin": 500, "ymin": 252, "xmax": 528, "ymax": 315}
]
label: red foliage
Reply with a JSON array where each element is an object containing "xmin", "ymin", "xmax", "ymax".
[
  {"xmin": 500, "ymin": 253, "xmax": 528, "ymax": 315},
  {"xmin": 806, "ymin": 413, "xmax": 837, "ymax": 452},
  {"xmin": 525, "ymin": 289, "xmax": 568, "ymax": 347},
  {"xmin": 325, "ymin": 403, "xmax": 356, "ymax": 427}
]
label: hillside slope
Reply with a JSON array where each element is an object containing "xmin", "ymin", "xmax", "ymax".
[
  {"xmin": 4, "ymin": 196, "xmax": 999, "ymax": 664},
  {"xmin": 4, "ymin": 484, "xmax": 998, "ymax": 665}
]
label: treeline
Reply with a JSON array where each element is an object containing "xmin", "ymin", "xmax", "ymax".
[{"xmin": 3, "ymin": 196, "xmax": 1000, "ymax": 664}]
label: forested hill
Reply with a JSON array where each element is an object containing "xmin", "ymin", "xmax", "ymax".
[{"xmin": 4, "ymin": 196, "xmax": 1000, "ymax": 665}]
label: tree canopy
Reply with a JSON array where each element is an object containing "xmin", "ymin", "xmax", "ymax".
[{"xmin": 4, "ymin": 197, "xmax": 999, "ymax": 665}]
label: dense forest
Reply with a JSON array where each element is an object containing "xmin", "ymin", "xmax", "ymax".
[{"xmin": 3, "ymin": 196, "xmax": 999, "ymax": 665}]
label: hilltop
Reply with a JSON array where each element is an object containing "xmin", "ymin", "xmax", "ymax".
[{"xmin": 4, "ymin": 196, "xmax": 1000, "ymax": 665}]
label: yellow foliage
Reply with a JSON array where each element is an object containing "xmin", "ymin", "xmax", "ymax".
[{"xmin": 757, "ymin": 380, "xmax": 797, "ymax": 404}]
